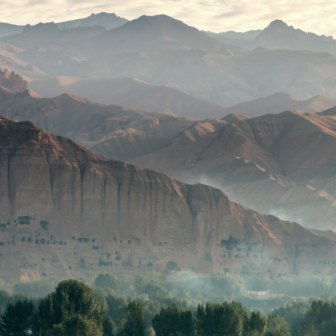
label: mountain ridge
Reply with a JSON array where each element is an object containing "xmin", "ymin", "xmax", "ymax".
[{"xmin": 29, "ymin": 76, "xmax": 228, "ymax": 119}]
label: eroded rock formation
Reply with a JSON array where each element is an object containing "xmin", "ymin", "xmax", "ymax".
[
  {"xmin": 0, "ymin": 68, "xmax": 28, "ymax": 92},
  {"xmin": 0, "ymin": 117, "xmax": 336, "ymax": 282}
]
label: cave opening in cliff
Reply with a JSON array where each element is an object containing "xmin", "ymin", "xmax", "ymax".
[
  {"xmin": 166, "ymin": 261, "xmax": 178, "ymax": 270},
  {"xmin": 241, "ymin": 266, "xmax": 250, "ymax": 276},
  {"xmin": 40, "ymin": 221, "xmax": 48, "ymax": 230},
  {"xmin": 78, "ymin": 259, "xmax": 85, "ymax": 269},
  {"xmin": 221, "ymin": 237, "xmax": 239, "ymax": 250},
  {"xmin": 18, "ymin": 216, "xmax": 31, "ymax": 225}
]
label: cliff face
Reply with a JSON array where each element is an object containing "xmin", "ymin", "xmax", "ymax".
[{"xmin": 1, "ymin": 118, "xmax": 336, "ymax": 282}]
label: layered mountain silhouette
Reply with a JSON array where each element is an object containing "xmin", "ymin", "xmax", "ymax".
[
  {"xmin": 222, "ymin": 93, "xmax": 336, "ymax": 117},
  {"xmin": 207, "ymin": 20, "xmax": 336, "ymax": 54},
  {"xmin": 1, "ymin": 15, "xmax": 336, "ymax": 106},
  {"xmin": 0, "ymin": 23, "xmax": 107, "ymax": 46},
  {"xmin": 0, "ymin": 85, "xmax": 195, "ymax": 148},
  {"xmin": 88, "ymin": 14, "xmax": 240, "ymax": 56},
  {"xmin": 66, "ymin": 46, "xmax": 336, "ymax": 106},
  {"xmin": 205, "ymin": 30, "xmax": 261, "ymax": 49},
  {"xmin": 57, "ymin": 12, "xmax": 128, "ymax": 30},
  {"xmin": 1, "ymin": 116, "xmax": 336, "ymax": 281},
  {"xmin": 32, "ymin": 73, "xmax": 335, "ymax": 121},
  {"xmin": 0, "ymin": 22, "xmax": 24, "ymax": 38},
  {"xmin": 29, "ymin": 76, "xmax": 227, "ymax": 119},
  {"xmin": 250, "ymin": 20, "xmax": 336, "ymax": 55},
  {"xmin": 0, "ymin": 12, "xmax": 128, "ymax": 38}
]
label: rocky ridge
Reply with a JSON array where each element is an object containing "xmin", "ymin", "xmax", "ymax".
[
  {"xmin": 0, "ymin": 86, "xmax": 195, "ymax": 148},
  {"xmin": 0, "ymin": 68, "xmax": 28, "ymax": 91},
  {"xmin": 250, "ymin": 20, "xmax": 336, "ymax": 55}
]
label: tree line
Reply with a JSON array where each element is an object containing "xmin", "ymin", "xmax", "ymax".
[{"xmin": 1, "ymin": 277, "xmax": 336, "ymax": 336}]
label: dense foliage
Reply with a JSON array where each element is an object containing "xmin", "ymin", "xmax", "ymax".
[{"xmin": 2, "ymin": 271, "xmax": 336, "ymax": 335}]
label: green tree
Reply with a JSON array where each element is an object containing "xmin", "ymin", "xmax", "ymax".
[
  {"xmin": 196, "ymin": 302, "xmax": 244, "ymax": 336},
  {"xmin": 266, "ymin": 314, "xmax": 291, "ymax": 336},
  {"xmin": 271, "ymin": 302, "xmax": 308, "ymax": 333},
  {"xmin": 0, "ymin": 299, "xmax": 40, "ymax": 335},
  {"xmin": 294, "ymin": 300, "xmax": 336, "ymax": 336},
  {"xmin": 61, "ymin": 315, "xmax": 103, "ymax": 336},
  {"xmin": 38, "ymin": 279, "xmax": 106, "ymax": 334},
  {"xmin": 106, "ymin": 296, "xmax": 128, "ymax": 323},
  {"xmin": 102, "ymin": 315, "xmax": 115, "ymax": 336},
  {"xmin": 94, "ymin": 274, "xmax": 120, "ymax": 293},
  {"xmin": 119, "ymin": 301, "xmax": 146, "ymax": 336},
  {"xmin": 152, "ymin": 304, "xmax": 194, "ymax": 336},
  {"xmin": 245, "ymin": 311, "xmax": 267, "ymax": 336}
]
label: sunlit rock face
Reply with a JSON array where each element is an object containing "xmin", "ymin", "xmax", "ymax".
[{"xmin": 0, "ymin": 117, "xmax": 336, "ymax": 282}]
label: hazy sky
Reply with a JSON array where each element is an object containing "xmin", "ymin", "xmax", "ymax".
[{"xmin": 1, "ymin": 0, "xmax": 336, "ymax": 35}]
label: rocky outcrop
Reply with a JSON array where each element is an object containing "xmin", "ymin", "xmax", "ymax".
[
  {"xmin": 56, "ymin": 12, "xmax": 129, "ymax": 30},
  {"xmin": 0, "ymin": 68, "xmax": 28, "ymax": 92},
  {"xmin": 250, "ymin": 20, "xmax": 336, "ymax": 55},
  {"xmin": 1, "ymin": 117, "xmax": 336, "ymax": 282}
]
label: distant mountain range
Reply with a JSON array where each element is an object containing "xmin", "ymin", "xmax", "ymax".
[
  {"xmin": 0, "ymin": 23, "xmax": 107, "ymax": 46},
  {"xmin": 0, "ymin": 84, "xmax": 195, "ymax": 149},
  {"xmin": 207, "ymin": 20, "xmax": 336, "ymax": 54},
  {"xmin": 0, "ymin": 12, "xmax": 128, "ymax": 38},
  {"xmin": 1, "ymin": 15, "xmax": 336, "ymax": 107},
  {"xmin": 250, "ymin": 20, "xmax": 336, "ymax": 54},
  {"xmin": 87, "ymin": 14, "xmax": 238, "ymax": 57},
  {"xmin": 221, "ymin": 92, "xmax": 336, "ymax": 117},
  {"xmin": 204, "ymin": 29, "xmax": 261, "ymax": 49},
  {"xmin": 56, "ymin": 12, "xmax": 128, "ymax": 30},
  {"xmin": 29, "ymin": 76, "xmax": 228, "ymax": 119},
  {"xmin": 29, "ymin": 78, "xmax": 336, "ymax": 119}
]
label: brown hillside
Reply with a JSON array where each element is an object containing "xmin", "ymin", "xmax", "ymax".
[{"xmin": 127, "ymin": 109, "xmax": 336, "ymax": 230}]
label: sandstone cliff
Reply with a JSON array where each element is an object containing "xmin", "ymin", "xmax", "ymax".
[{"xmin": 1, "ymin": 117, "xmax": 336, "ymax": 282}]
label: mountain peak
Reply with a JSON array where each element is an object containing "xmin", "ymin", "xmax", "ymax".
[{"xmin": 268, "ymin": 19, "xmax": 289, "ymax": 29}]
